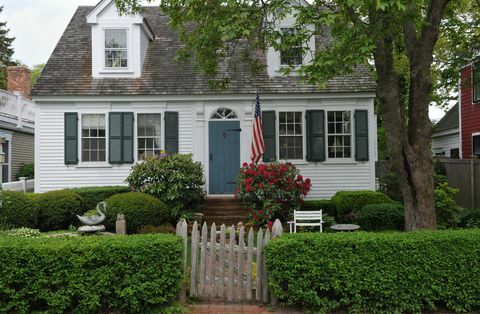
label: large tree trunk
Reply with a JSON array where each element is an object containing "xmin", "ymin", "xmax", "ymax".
[{"xmin": 371, "ymin": 0, "xmax": 451, "ymax": 230}]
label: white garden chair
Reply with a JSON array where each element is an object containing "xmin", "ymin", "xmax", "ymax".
[{"xmin": 288, "ymin": 210, "xmax": 324, "ymax": 233}]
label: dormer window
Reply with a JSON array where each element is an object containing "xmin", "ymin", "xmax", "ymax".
[
  {"xmin": 105, "ymin": 29, "xmax": 128, "ymax": 68},
  {"xmin": 280, "ymin": 28, "xmax": 303, "ymax": 66}
]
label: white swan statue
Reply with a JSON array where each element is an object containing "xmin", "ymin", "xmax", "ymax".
[{"xmin": 77, "ymin": 202, "xmax": 106, "ymax": 226}]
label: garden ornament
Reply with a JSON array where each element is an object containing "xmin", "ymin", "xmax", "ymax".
[{"xmin": 77, "ymin": 201, "xmax": 106, "ymax": 226}]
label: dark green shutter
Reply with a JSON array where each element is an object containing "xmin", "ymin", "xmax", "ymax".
[
  {"xmin": 165, "ymin": 112, "xmax": 179, "ymax": 154},
  {"xmin": 306, "ymin": 110, "xmax": 325, "ymax": 162},
  {"xmin": 64, "ymin": 112, "xmax": 78, "ymax": 165},
  {"xmin": 355, "ymin": 110, "xmax": 369, "ymax": 161},
  {"xmin": 109, "ymin": 112, "xmax": 134, "ymax": 164},
  {"xmin": 122, "ymin": 113, "xmax": 134, "ymax": 163},
  {"xmin": 262, "ymin": 111, "xmax": 276, "ymax": 162}
]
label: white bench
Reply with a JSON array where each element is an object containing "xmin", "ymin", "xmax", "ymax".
[{"xmin": 288, "ymin": 210, "xmax": 324, "ymax": 233}]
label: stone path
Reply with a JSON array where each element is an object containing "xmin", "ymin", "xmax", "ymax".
[{"xmin": 187, "ymin": 303, "xmax": 303, "ymax": 313}]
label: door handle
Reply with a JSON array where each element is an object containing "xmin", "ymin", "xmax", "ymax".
[{"xmin": 209, "ymin": 153, "xmax": 212, "ymax": 161}]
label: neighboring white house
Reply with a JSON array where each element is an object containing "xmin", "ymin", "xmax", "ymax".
[
  {"xmin": 0, "ymin": 66, "xmax": 35, "ymax": 183},
  {"xmin": 431, "ymin": 104, "xmax": 460, "ymax": 158},
  {"xmin": 31, "ymin": 0, "xmax": 377, "ymax": 199}
]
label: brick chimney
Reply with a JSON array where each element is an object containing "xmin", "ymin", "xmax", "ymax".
[{"xmin": 7, "ymin": 66, "xmax": 31, "ymax": 98}]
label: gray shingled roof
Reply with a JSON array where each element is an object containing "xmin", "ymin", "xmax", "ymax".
[
  {"xmin": 32, "ymin": 6, "xmax": 376, "ymax": 96},
  {"xmin": 433, "ymin": 103, "xmax": 459, "ymax": 134}
]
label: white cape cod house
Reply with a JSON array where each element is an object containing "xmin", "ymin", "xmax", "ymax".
[{"xmin": 31, "ymin": 0, "xmax": 377, "ymax": 199}]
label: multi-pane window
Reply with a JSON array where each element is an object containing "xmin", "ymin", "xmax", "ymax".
[
  {"xmin": 279, "ymin": 112, "xmax": 303, "ymax": 160},
  {"xmin": 137, "ymin": 113, "xmax": 162, "ymax": 160},
  {"xmin": 473, "ymin": 60, "xmax": 480, "ymax": 103},
  {"xmin": 105, "ymin": 29, "xmax": 128, "ymax": 68},
  {"xmin": 280, "ymin": 28, "xmax": 303, "ymax": 66},
  {"xmin": 327, "ymin": 111, "xmax": 352, "ymax": 158},
  {"xmin": 81, "ymin": 114, "xmax": 106, "ymax": 162}
]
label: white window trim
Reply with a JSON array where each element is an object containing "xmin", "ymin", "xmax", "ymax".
[
  {"xmin": 472, "ymin": 132, "xmax": 480, "ymax": 156},
  {"xmin": 101, "ymin": 27, "xmax": 132, "ymax": 72},
  {"xmin": 279, "ymin": 28, "xmax": 303, "ymax": 67},
  {"xmin": 0, "ymin": 131, "xmax": 13, "ymax": 182},
  {"xmin": 77, "ymin": 113, "xmax": 109, "ymax": 167},
  {"xmin": 325, "ymin": 110, "xmax": 355, "ymax": 163},
  {"xmin": 472, "ymin": 61, "xmax": 480, "ymax": 105},
  {"xmin": 276, "ymin": 109, "xmax": 307, "ymax": 163},
  {"xmin": 136, "ymin": 112, "xmax": 164, "ymax": 161}
]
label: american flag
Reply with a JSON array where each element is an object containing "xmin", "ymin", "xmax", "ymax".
[{"xmin": 251, "ymin": 91, "xmax": 265, "ymax": 163}]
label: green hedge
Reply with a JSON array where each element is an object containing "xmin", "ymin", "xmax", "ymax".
[
  {"xmin": 332, "ymin": 190, "xmax": 394, "ymax": 222},
  {"xmin": 0, "ymin": 191, "xmax": 37, "ymax": 229},
  {"xmin": 35, "ymin": 190, "xmax": 84, "ymax": 231},
  {"xmin": 70, "ymin": 186, "xmax": 131, "ymax": 211},
  {"xmin": 0, "ymin": 234, "xmax": 182, "ymax": 313},
  {"xmin": 105, "ymin": 192, "xmax": 169, "ymax": 233},
  {"xmin": 302, "ymin": 199, "xmax": 336, "ymax": 218},
  {"xmin": 266, "ymin": 230, "xmax": 480, "ymax": 313},
  {"xmin": 352, "ymin": 203, "xmax": 404, "ymax": 231}
]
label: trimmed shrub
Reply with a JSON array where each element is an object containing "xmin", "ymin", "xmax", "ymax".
[
  {"xmin": 266, "ymin": 230, "xmax": 480, "ymax": 313},
  {"xmin": 353, "ymin": 203, "xmax": 404, "ymax": 231},
  {"xmin": 35, "ymin": 190, "xmax": 83, "ymax": 231},
  {"xmin": 0, "ymin": 234, "xmax": 182, "ymax": 313},
  {"xmin": 0, "ymin": 191, "xmax": 37, "ymax": 229},
  {"xmin": 126, "ymin": 154, "xmax": 205, "ymax": 221},
  {"xmin": 70, "ymin": 185, "xmax": 131, "ymax": 210},
  {"xmin": 302, "ymin": 199, "xmax": 336, "ymax": 218},
  {"xmin": 105, "ymin": 192, "xmax": 168, "ymax": 233},
  {"xmin": 332, "ymin": 190, "xmax": 394, "ymax": 222}
]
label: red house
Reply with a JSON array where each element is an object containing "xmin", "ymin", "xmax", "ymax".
[{"xmin": 460, "ymin": 59, "xmax": 480, "ymax": 158}]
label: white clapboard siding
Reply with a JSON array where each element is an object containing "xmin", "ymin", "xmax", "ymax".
[
  {"xmin": 35, "ymin": 94, "xmax": 376, "ymax": 196},
  {"xmin": 35, "ymin": 103, "xmax": 194, "ymax": 192}
]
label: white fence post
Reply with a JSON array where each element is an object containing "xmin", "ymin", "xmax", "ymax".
[
  {"xmin": 176, "ymin": 219, "xmax": 188, "ymax": 302},
  {"xmin": 19, "ymin": 177, "xmax": 27, "ymax": 192}
]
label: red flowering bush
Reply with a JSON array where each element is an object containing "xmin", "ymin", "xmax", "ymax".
[{"xmin": 236, "ymin": 162, "xmax": 311, "ymax": 227}]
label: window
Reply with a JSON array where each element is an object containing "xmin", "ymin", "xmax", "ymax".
[
  {"xmin": 279, "ymin": 112, "xmax": 303, "ymax": 160},
  {"xmin": 450, "ymin": 148, "xmax": 459, "ymax": 159},
  {"xmin": 81, "ymin": 114, "xmax": 106, "ymax": 162},
  {"xmin": 1, "ymin": 141, "xmax": 9, "ymax": 183},
  {"xmin": 105, "ymin": 29, "xmax": 128, "ymax": 68},
  {"xmin": 280, "ymin": 28, "xmax": 303, "ymax": 66},
  {"xmin": 473, "ymin": 135, "xmax": 480, "ymax": 156},
  {"xmin": 137, "ymin": 113, "xmax": 162, "ymax": 160},
  {"xmin": 327, "ymin": 111, "xmax": 352, "ymax": 158},
  {"xmin": 474, "ymin": 61, "xmax": 480, "ymax": 103}
]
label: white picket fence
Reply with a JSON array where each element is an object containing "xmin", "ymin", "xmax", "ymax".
[
  {"xmin": 1, "ymin": 177, "xmax": 34, "ymax": 192},
  {"xmin": 176, "ymin": 219, "xmax": 283, "ymax": 304}
]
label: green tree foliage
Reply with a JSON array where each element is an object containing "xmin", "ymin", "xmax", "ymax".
[
  {"xmin": 0, "ymin": 6, "xmax": 15, "ymax": 90},
  {"xmin": 115, "ymin": 0, "xmax": 474, "ymax": 230},
  {"xmin": 29, "ymin": 63, "xmax": 44, "ymax": 88}
]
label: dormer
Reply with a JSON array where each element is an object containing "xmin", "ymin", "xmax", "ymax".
[
  {"xmin": 86, "ymin": 0, "xmax": 154, "ymax": 78},
  {"xmin": 266, "ymin": 1, "xmax": 315, "ymax": 77}
]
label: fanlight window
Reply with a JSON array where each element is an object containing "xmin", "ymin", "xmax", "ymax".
[{"xmin": 211, "ymin": 108, "xmax": 238, "ymax": 119}]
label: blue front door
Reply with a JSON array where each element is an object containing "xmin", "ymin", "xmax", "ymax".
[{"xmin": 209, "ymin": 121, "xmax": 241, "ymax": 194}]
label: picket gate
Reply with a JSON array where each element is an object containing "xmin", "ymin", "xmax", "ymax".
[{"xmin": 176, "ymin": 219, "xmax": 283, "ymax": 304}]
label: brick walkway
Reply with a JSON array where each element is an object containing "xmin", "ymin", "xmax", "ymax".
[{"xmin": 187, "ymin": 303, "xmax": 303, "ymax": 313}]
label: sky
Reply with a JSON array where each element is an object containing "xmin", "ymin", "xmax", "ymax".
[{"xmin": 1, "ymin": 0, "xmax": 452, "ymax": 121}]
